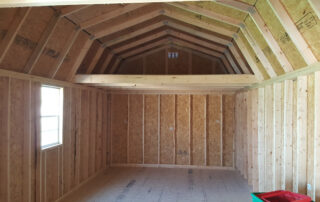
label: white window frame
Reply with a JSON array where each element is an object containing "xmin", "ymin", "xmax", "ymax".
[{"xmin": 40, "ymin": 85, "xmax": 64, "ymax": 149}]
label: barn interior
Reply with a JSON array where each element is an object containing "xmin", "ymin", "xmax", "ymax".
[{"xmin": 0, "ymin": 0, "xmax": 320, "ymax": 201}]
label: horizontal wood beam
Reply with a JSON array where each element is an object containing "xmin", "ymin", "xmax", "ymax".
[
  {"xmin": 74, "ymin": 74, "xmax": 258, "ymax": 88},
  {"xmin": 0, "ymin": 0, "xmax": 207, "ymax": 7},
  {"xmin": 249, "ymin": 62, "xmax": 320, "ymax": 89}
]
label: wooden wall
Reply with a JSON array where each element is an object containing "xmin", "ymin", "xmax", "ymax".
[
  {"xmin": 235, "ymin": 71, "xmax": 320, "ymax": 201},
  {"xmin": 0, "ymin": 74, "xmax": 108, "ymax": 202},
  {"xmin": 116, "ymin": 47, "xmax": 227, "ymax": 75},
  {"xmin": 109, "ymin": 92, "xmax": 235, "ymax": 168}
]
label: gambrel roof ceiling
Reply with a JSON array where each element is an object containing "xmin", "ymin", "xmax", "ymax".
[{"xmin": 0, "ymin": 0, "xmax": 319, "ymax": 87}]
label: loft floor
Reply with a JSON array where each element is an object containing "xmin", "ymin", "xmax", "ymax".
[{"xmin": 61, "ymin": 167, "xmax": 252, "ymax": 202}]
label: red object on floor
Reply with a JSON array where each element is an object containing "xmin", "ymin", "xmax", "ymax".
[{"xmin": 257, "ymin": 190, "xmax": 312, "ymax": 202}]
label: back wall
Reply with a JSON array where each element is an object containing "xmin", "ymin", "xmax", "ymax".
[{"xmin": 109, "ymin": 92, "xmax": 235, "ymax": 168}]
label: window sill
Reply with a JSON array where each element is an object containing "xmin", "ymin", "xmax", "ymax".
[{"xmin": 41, "ymin": 143, "xmax": 62, "ymax": 151}]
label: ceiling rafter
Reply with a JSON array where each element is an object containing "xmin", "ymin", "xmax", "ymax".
[
  {"xmin": 109, "ymin": 57, "xmax": 122, "ymax": 74},
  {"xmin": 113, "ymin": 30, "xmax": 169, "ymax": 54},
  {"xmin": 49, "ymin": 27, "xmax": 81, "ymax": 78},
  {"xmin": 99, "ymin": 52, "xmax": 115, "ymax": 74},
  {"xmin": 103, "ymin": 21, "xmax": 165, "ymax": 47},
  {"xmin": 66, "ymin": 37, "xmax": 94, "ymax": 81},
  {"xmin": 168, "ymin": 1, "xmax": 292, "ymax": 76},
  {"xmin": 85, "ymin": 45, "xmax": 105, "ymax": 74},
  {"xmin": 308, "ymin": 0, "xmax": 320, "ymax": 19},
  {"xmin": 171, "ymin": 38, "xmax": 235, "ymax": 73},
  {"xmin": 93, "ymin": 7, "xmax": 163, "ymax": 39},
  {"xmin": 80, "ymin": 4, "xmax": 148, "ymax": 29},
  {"xmin": 59, "ymin": 5, "xmax": 91, "ymax": 17}
]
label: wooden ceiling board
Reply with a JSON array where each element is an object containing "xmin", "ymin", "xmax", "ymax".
[
  {"xmin": 281, "ymin": 0, "xmax": 320, "ymax": 61},
  {"xmin": 255, "ymin": 0, "xmax": 307, "ymax": 70}
]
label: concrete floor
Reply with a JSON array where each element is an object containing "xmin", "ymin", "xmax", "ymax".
[{"xmin": 61, "ymin": 167, "xmax": 252, "ymax": 202}]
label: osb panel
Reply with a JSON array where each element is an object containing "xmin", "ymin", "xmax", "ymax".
[
  {"xmin": 165, "ymin": 5, "xmax": 239, "ymax": 33},
  {"xmin": 144, "ymin": 95, "xmax": 159, "ymax": 164},
  {"xmin": 160, "ymin": 94, "xmax": 175, "ymax": 164},
  {"xmin": 192, "ymin": 53, "xmax": 213, "ymax": 74},
  {"xmin": 238, "ymin": 32, "xmax": 270, "ymax": 80},
  {"xmin": 207, "ymin": 95, "xmax": 222, "ymax": 166},
  {"xmin": 88, "ymin": 91, "xmax": 97, "ymax": 177},
  {"xmin": 54, "ymin": 31, "xmax": 89, "ymax": 81},
  {"xmin": 222, "ymin": 94, "xmax": 235, "ymax": 167},
  {"xmin": 111, "ymin": 94, "xmax": 128, "ymax": 164},
  {"xmin": 191, "ymin": 95, "xmax": 206, "ymax": 166},
  {"xmin": 244, "ymin": 17, "xmax": 285, "ymax": 75},
  {"xmin": 255, "ymin": 0, "xmax": 307, "ymax": 70},
  {"xmin": 145, "ymin": 49, "xmax": 166, "ymax": 74},
  {"xmin": 118, "ymin": 57, "xmax": 143, "ymax": 74},
  {"xmin": 212, "ymin": 59, "xmax": 226, "ymax": 74},
  {"xmin": 80, "ymin": 89, "xmax": 90, "ymax": 182},
  {"xmin": 176, "ymin": 94, "xmax": 190, "ymax": 165},
  {"xmin": 45, "ymin": 149, "xmax": 60, "ymax": 202},
  {"xmin": 32, "ymin": 18, "xmax": 75, "ymax": 77},
  {"xmin": 190, "ymin": 2, "xmax": 247, "ymax": 21},
  {"xmin": 1, "ymin": 8, "xmax": 54, "ymax": 72},
  {"xmin": 128, "ymin": 94, "xmax": 143, "ymax": 164},
  {"xmin": 68, "ymin": 4, "xmax": 122, "ymax": 25},
  {"xmin": 0, "ymin": 77, "xmax": 9, "ymax": 202},
  {"xmin": 0, "ymin": 8, "xmax": 18, "ymax": 43},
  {"xmin": 77, "ymin": 41, "xmax": 100, "ymax": 74},
  {"xmin": 281, "ymin": 0, "xmax": 320, "ymax": 60},
  {"xmin": 167, "ymin": 47, "xmax": 189, "ymax": 74},
  {"xmin": 9, "ymin": 78, "xmax": 32, "ymax": 202}
]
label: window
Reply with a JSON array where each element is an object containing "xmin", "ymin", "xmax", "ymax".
[{"xmin": 41, "ymin": 85, "xmax": 63, "ymax": 149}]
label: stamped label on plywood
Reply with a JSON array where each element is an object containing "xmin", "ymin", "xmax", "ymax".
[{"xmin": 296, "ymin": 12, "xmax": 317, "ymax": 32}]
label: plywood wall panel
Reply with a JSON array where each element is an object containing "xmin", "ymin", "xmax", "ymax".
[
  {"xmin": 167, "ymin": 47, "xmax": 189, "ymax": 74},
  {"xmin": 79, "ymin": 89, "xmax": 90, "ymax": 182},
  {"xmin": 45, "ymin": 148, "xmax": 59, "ymax": 202},
  {"xmin": 144, "ymin": 95, "xmax": 159, "ymax": 164},
  {"xmin": 236, "ymin": 71, "xmax": 320, "ymax": 201},
  {"xmin": 111, "ymin": 94, "xmax": 128, "ymax": 164},
  {"xmin": 222, "ymin": 94, "xmax": 235, "ymax": 167},
  {"xmin": 95, "ymin": 92, "xmax": 103, "ymax": 172},
  {"xmin": 145, "ymin": 50, "xmax": 165, "ymax": 74},
  {"xmin": 297, "ymin": 76, "xmax": 308, "ymax": 194},
  {"xmin": 274, "ymin": 83, "xmax": 285, "ymax": 190},
  {"xmin": 283, "ymin": 80, "xmax": 293, "ymax": 191},
  {"xmin": 128, "ymin": 94, "xmax": 143, "ymax": 164},
  {"xmin": 9, "ymin": 78, "xmax": 32, "ymax": 202},
  {"xmin": 191, "ymin": 53, "xmax": 213, "ymax": 74},
  {"xmin": 207, "ymin": 95, "xmax": 222, "ymax": 166},
  {"xmin": 160, "ymin": 95, "xmax": 175, "ymax": 164},
  {"xmin": 62, "ymin": 87, "xmax": 72, "ymax": 195},
  {"xmin": 176, "ymin": 95, "xmax": 190, "ymax": 165},
  {"xmin": 88, "ymin": 91, "xmax": 97, "ymax": 177},
  {"xmin": 264, "ymin": 85, "xmax": 274, "ymax": 191},
  {"xmin": 0, "ymin": 77, "xmax": 9, "ymax": 202},
  {"xmin": 191, "ymin": 95, "xmax": 206, "ymax": 166}
]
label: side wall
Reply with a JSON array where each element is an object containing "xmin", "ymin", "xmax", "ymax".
[
  {"xmin": 109, "ymin": 92, "xmax": 235, "ymax": 168},
  {"xmin": 235, "ymin": 72, "xmax": 320, "ymax": 201},
  {"xmin": 0, "ymin": 74, "xmax": 108, "ymax": 202}
]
